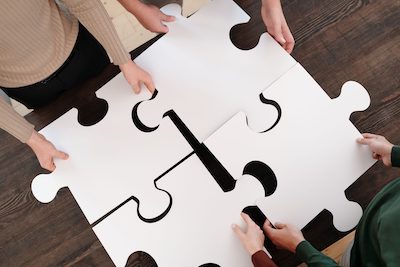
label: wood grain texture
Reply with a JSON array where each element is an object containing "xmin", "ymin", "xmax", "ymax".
[{"xmin": 1, "ymin": 0, "xmax": 399, "ymax": 266}]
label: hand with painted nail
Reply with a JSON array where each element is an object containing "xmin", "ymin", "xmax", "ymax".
[
  {"xmin": 357, "ymin": 133, "xmax": 394, "ymax": 166},
  {"xmin": 26, "ymin": 131, "xmax": 69, "ymax": 172},
  {"xmin": 119, "ymin": 61, "xmax": 155, "ymax": 94},
  {"xmin": 261, "ymin": 0, "xmax": 295, "ymax": 53},
  {"xmin": 118, "ymin": 0, "xmax": 175, "ymax": 33}
]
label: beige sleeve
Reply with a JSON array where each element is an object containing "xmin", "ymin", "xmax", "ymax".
[
  {"xmin": 62, "ymin": 0, "xmax": 131, "ymax": 65},
  {"xmin": 0, "ymin": 98, "xmax": 34, "ymax": 143}
]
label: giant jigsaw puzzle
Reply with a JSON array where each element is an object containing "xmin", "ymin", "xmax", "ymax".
[{"xmin": 31, "ymin": 0, "xmax": 376, "ymax": 266}]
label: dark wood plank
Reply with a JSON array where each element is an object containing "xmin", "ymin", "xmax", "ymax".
[{"xmin": 1, "ymin": 0, "xmax": 399, "ymax": 266}]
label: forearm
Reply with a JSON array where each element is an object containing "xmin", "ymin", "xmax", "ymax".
[
  {"xmin": 391, "ymin": 145, "xmax": 400, "ymax": 167},
  {"xmin": 252, "ymin": 250, "xmax": 277, "ymax": 267},
  {"xmin": 118, "ymin": 0, "xmax": 142, "ymax": 15},
  {"xmin": 64, "ymin": 0, "xmax": 131, "ymax": 65},
  {"xmin": 0, "ymin": 97, "xmax": 34, "ymax": 143},
  {"xmin": 296, "ymin": 241, "xmax": 340, "ymax": 267}
]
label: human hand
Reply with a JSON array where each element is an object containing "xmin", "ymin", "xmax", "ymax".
[
  {"xmin": 26, "ymin": 131, "xmax": 69, "ymax": 171},
  {"xmin": 120, "ymin": 0, "xmax": 175, "ymax": 33},
  {"xmin": 263, "ymin": 220, "xmax": 305, "ymax": 253},
  {"xmin": 119, "ymin": 61, "xmax": 155, "ymax": 94},
  {"xmin": 232, "ymin": 213, "xmax": 265, "ymax": 255},
  {"xmin": 357, "ymin": 133, "xmax": 394, "ymax": 166},
  {"xmin": 261, "ymin": 0, "xmax": 295, "ymax": 53}
]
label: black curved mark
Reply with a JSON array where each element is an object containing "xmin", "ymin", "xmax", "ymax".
[
  {"xmin": 243, "ymin": 161, "xmax": 277, "ymax": 197},
  {"xmin": 259, "ymin": 94, "xmax": 282, "ymax": 133},
  {"xmin": 132, "ymin": 90, "xmax": 159, "ymax": 132}
]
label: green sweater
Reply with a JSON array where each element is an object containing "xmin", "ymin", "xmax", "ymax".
[{"xmin": 296, "ymin": 145, "xmax": 400, "ymax": 267}]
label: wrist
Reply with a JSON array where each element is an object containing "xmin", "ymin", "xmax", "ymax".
[
  {"xmin": 26, "ymin": 131, "xmax": 42, "ymax": 148},
  {"xmin": 249, "ymin": 245, "xmax": 264, "ymax": 255},
  {"xmin": 124, "ymin": 0, "xmax": 144, "ymax": 15},
  {"xmin": 119, "ymin": 60, "xmax": 134, "ymax": 71},
  {"xmin": 290, "ymin": 237, "xmax": 305, "ymax": 253}
]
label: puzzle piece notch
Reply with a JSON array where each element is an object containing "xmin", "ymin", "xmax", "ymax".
[
  {"xmin": 134, "ymin": 0, "xmax": 296, "ymax": 142},
  {"xmin": 204, "ymin": 63, "xmax": 376, "ymax": 232},
  {"xmin": 31, "ymin": 72, "xmax": 193, "ymax": 224},
  {"xmin": 93, "ymin": 154, "xmax": 267, "ymax": 267}
]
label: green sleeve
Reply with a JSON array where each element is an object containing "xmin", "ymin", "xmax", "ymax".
[
  {"xmin": 391, "ymin": 145, "xmax": 400, "ymax": 168},
  {"xmin": 377, "ymin": 201, "xmax": 400, "ymax": 267},
  {"xmin": 295, "ymin": 241, "xmax": 340, "ymax": 267}
]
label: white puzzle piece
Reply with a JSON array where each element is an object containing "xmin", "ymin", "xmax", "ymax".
[
  {"xmin": 31, "ymin": 73, "xmax": 193, "ymax": 224},
  {"xmin": 93, "ymin": 154, "xmax": 266, "ymax": 267},
  {"xmin": 134, "ymin": 0, "xmax": 297, "ymax": 142},
  {"xmin": 204, "ymin": 63, "xmax": 377, "ymax": 231}
]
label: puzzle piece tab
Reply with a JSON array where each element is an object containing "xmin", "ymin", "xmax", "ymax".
[
  {"xmin": 204, "ymin": 63, "xmax": 376, "ymax": 231},
  {"xmin": 93, "ymin": 154, "xmax": 266, "ymax": 267},
  {"xmin": 134, "ymin": 0, "xmax": 297, "ymax": 142},
  {"xmin": 31, "ymin": 72, "xmax": 193, "ymax": 224}
]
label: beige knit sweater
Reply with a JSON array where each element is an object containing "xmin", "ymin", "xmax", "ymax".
[{"xmin": 0, "ymin": 0, "xmax": 131, "ymax": 143}]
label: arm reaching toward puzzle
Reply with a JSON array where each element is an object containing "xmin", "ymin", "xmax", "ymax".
[
  {"xmin": 0, "ymin": 98, "xmax": 68, "ymax": 171},
  {"xmin": 261, "ymin": 0, "xmax": 295, "ymax": 53},
  {"xmin": 259, "ymin": 134, "xmax": 400, "ymax": 267},
  {"xmin": 118, "ymin": 0, "xmax": 176, "ymax": 33},
  {"xmin": 63, "ymin": 0, "xmax": 155, "ymax": 93},
  {"xmin": 263, "ymin": 220, "xmax": 341, "ymax": 267},
  {"xmin": 232, "ymin": 213, "xmax": 277, "ymax": 267}
]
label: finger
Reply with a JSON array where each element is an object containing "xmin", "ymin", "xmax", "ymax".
[
  {"xmin": 274, "ymin": 222, "xmax": 286, "ymax": 229},
  {"xmin": 271, "ymin": 28, "xmax": 286, "ymax": 46},
  {"xmin": 144, "ymin": 78, "xmax": 156, "ymax": 93},
  {"xmin": 372, "ymin": 152, "xmax": 379, "ymax": 159},
  {"xmin": 361, "ymin": 133, "xmax": 378, "ymax": 139},
  {"xmin": 131, "ymin": 82, "xmax": 140, "ymax": 94},
  {"xmin": 55, "ymin": 150, "xmax": 69, "ymax": 160},
  {"xmin": 263, "ymin": 218, "xmax": 272, "ymax": 229},
  {"xmin": 357, "ymin": 137, "xmax": 373, "ymax": 145},
  {"xmin": 158, "ymin": 23, "xmax": 169, "ymax": 33},
  {"xmin": 231, "ymin": 224, "xmax": 245, "ymax": 240},
  {"xmin": 284, "ymin": 41, "xmax": 294, "ymax": 54},
  {"xmin": 162, "ymin": 14, "xmax": 175, "ymax": 22},
  {"xmin": 282, "ymin": 29, "xmax": 295, "ymax": 53},
  {"xmin": 263, "ymin": 221, "xmax": 275, "ymax": 236},
  {"xmin": 240, "ymin": 212, "xmax": 255, "ymax": 226}
]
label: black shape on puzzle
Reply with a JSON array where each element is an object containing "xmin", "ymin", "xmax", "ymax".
[
  {"xmin": 76, "ymin": 94, "xmax": 108, "ymax": 126},
  {"xmin": 229, "ymin": 0, "xmax": 266, "ymax": 51},
  {"xmin": 132, "ymin": 90, "xmax": 159, "ymax": 132},
  {"xmin": 125, "ymin": 250, "xmax": 158, "ymax": 267},
  {"xmin": 243, "ymin": 161, "xmax": 277, "ymax": 196},
  {"xmin": 131, "ymin": 90, "xmax": 282, "ymax": 196},
  {"xmin": 259, "ymin": 94, "xmax": 281, "ymax": 133}
]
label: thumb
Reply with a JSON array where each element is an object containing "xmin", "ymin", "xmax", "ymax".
[
  {"xmin": 159, "ymin": 23, "xmax": 169, "ymax": 33},
  {"xmin": 144, "ymin": 77, "xmax": 156, "ymax": 93},
  {"xmin": 162, "ymin": 14, "xmax": 175, "ymax": 22},
  {"xmin": 274, "ymin": 222, "xmax": 286, "ymax": 229},
  {"xmin": 232, "ymin": 224, "xmax": 245, "ymax": 240},
  {"xmin": 271, "ymin": 27, "xmax": 286, "ymax": 45},
  {"xmin": 55, "ymin": 150, "xmax": 69, "ymax": 160},
  {"xmin": 357, "ymin": 137, "xmax": 372, "ymax": 145}
]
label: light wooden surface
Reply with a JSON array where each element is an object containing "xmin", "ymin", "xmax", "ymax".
[{"xmin": 298, "ymin": 231, "xmax": 355, "ymax": 266}]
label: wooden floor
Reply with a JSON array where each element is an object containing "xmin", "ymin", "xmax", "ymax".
[{"xmin": 1, "ymin": 0, "xmax": 399, "ymax": 266}]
